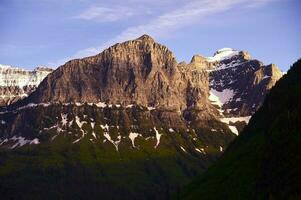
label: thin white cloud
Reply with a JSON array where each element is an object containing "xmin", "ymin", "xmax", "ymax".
[
  {"xmin": 51, "ymin": 0, "xmax": 275, "ymax": 67},
  {"xmin": 74, "ymin": 6, "xmax": 135, "ymax": 22},
  {"xmin": 245, "ymin": 0, "xmax": 276, "ymax": 8}
]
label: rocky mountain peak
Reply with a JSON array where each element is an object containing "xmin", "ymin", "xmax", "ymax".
[
  {"xmin": 240, "ymin": 51, "xmax": 252, "ymax": 60},
  {"xmin": 21, "ymin": 35, "xmax": 211, "ymax": 113},
  {"xmin": 189, "ymin": 55, "xmax": 214, "ymax": 70},
  {"xmin": 190, "ymin": 54, "xmax": 207, "ymax": 64},
  {"xmin": 206, "ymin": 48, "xmax": 252, "ymax": 63},
  {"xmin": 214, "ymin": 48, "xmax": 236, "ymax": 55},
  {"xmin": 136, "ymin": 34, "xmax": 155, "ymax": 42}
]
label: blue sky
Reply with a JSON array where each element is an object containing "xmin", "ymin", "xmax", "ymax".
[{"xmin": 0, "ymin": 0, "xmax": 300, "ymax": 71}]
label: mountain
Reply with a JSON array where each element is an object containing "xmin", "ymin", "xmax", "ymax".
[
  {"xmin": 206, "ymin": 48, "xmax": 283, "ymax": 134},
  {"xmin": 180, "ymin": 59, "xmax": 301, "ymax": 199},
  {"xmin": 208, "ymin": 48, "xmax": 282, "ymax": 117},
  {"xmin": 0, "ymin": 35, "xmax": 283, "ymax": 199},
  {"xmin": 0, "ymin": 64, "xmax": 53, "ymax": 106},
  {"xmin": 0, "ymin": 35, "xmax": 234, "ymax": 199}
]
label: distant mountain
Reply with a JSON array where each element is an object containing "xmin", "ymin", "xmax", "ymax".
[
  {"xmin": 208, "ymin": 48, "xmax": 282, "ymax": 117},
  {"xmin": 186, "ymin": 48, "xmax": 283, "ymax": 135},
  {"xmin": 0, "ymin": 64, "xmax": 53, "ymax": 106},
  {"xmin": 0, "ymin": 35, "xmax": 283, "ymax": 199},
  {"xmin": 207, "ymin": 48, "xmax": 283, "ymax": 134},
  {"xmin": 180, "ymin": 59, "xmax": 301, "ymax": 199}
]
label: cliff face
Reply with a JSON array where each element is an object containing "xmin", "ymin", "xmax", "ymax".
[
  {"xmin": 0, "ymin": 65, "xmax": 53, "ymax": 106},
  {"xmin": 28, "ymin": 35, "xmax": 208, "ymax": 113}
]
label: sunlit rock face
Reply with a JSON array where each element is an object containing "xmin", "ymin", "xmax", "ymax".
[{"xmin": 26, "ymin": 35, "xmax": 212, "ymax": 114}]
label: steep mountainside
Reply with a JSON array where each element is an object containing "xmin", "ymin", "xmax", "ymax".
[
  {"xmin": 207, "ymin": 48, "xmax": 282, "ymax": 117},
  {"xmin": 0, "ymin": 64, "xmax": 53, "ymax": 106},
  {"xmin": 180, "ymin": 59, "xmax": 301, "ymax": 199},
  {"xmin": 0, "ymin": 35, "xmax": 284, "ymax": 199},
  {"xmin": 190, "ymin": 48, "xmax": 282, "ymax": 134}
]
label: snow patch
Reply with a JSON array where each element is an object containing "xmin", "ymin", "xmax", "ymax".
[
  {"xmin": 129, "ymin": 132, "xmax": 140, "ymax": 148},
  {"xmin": 126, "ymin": 104, "xmax": 134, "ymax": 108},
  {"xmin": 195, "ymin": 148, "xmax": 206, "ymax": 154},
  {"xmin": 220, "ymin": 116, "xmax": 251, "ymax": 124},
  {"xmin": 7, "ymin": 136, "xmax": 39, "ymax": 148},
  {"xmin": 168, "ymin": 128, "xmax": 175, "ymax": 133},
  {"xmin": 100, "ymin": 124, "xmax": 109, "ymax": 131},
  {"xmin": 61, "ymin": 113, "xmax": 68, "ymax": 126},
  {"xmin": 30, "ymin": 138, "xmax": 40, "ymax": 144},
  {"xmin": 103, "ymin": 132, "xmax": 121, "ymax": 151},
  {"xmin": 154, "ymin": 127, "xmax": 162, "ymax": 149},
  {"xmin": 207, "ymin": 48, "xmax": 239, "ymax": 62},
  {"xmin": 228, "ymin": 125, "xmax": 239, "ymax": 135},
  {"xmin": 147, "ymin": 106, "xmax": 155, "ymax": 111},
  {"xmin": 180, "ymin": 146, "xmax": 187, "ymax": 153},
  {"xmin": 95, "ymin": 102, "xmax": 107, "ymax": 108},
  {"xmin": 210, "ymin": 88, "xmax": 234, "ymax": 106},
  {"xmin": 91, "ymin": 122, "xmax": 95, "ymax": 129}
]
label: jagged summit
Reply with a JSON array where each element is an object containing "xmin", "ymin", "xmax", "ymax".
[
  {"xmin": 206, "ymin": 48, "xmax": 252, "ymax": 62},
  {"xmin": 207, "ymin": 48, "xmax": 239, "ymax": 62},
  {"xmin": 188, "ymin": 55, "xmax": 214, "ymax": 69},
  {"xmin": 136, "ymin": 34, "xmax": 155, "ymax": 42},
  {"xmin": 190, "ymin": 55, "xmax": 207, "ymax": 63},
  {"xmin": 215, "ymin": 47, "xmax": 236, "ymax": 54}
]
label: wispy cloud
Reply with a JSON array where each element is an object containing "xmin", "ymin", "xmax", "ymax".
[
  {"xmin": 245, "ymin": 0, "xmax": 276, "ymax": 8},
  {"xmin": 74, "ymin": 6, "xmax": 135, "ymax": 22},
  {"xmin": 51, "ymin": 0, "xmax": 275, "ymax": 67}
]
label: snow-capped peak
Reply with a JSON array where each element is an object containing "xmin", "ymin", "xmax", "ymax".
[
  {"xmin": 215, "ymin": 48, "xmax": 235, "ymax": 54},
  {"xmin": 206, "ymin": 48, "xmax": 240, "ymax": 62}
]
